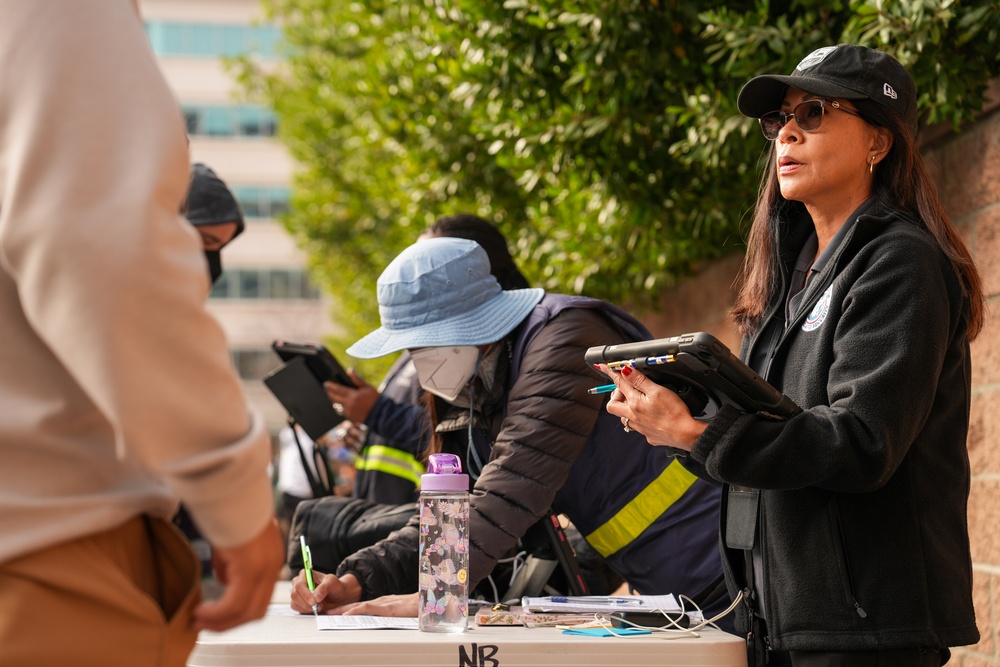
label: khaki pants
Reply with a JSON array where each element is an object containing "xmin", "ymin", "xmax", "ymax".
[{"xmin": 0, "ymin": 515, "xmax": 201, "ymax": 667}]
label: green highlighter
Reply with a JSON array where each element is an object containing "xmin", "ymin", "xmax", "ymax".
[{"xmin": 299, "ymin": 535, "xmax": 319, "ymax": 618}]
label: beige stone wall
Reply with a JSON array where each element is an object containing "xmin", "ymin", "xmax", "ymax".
[
  {"xmin": 637, "ymin": 100, "xmax": 1000, "ymax": 664},
  {"xmin": 931, "ymin": 101, "xmax": 1000, "ymax": 667}
]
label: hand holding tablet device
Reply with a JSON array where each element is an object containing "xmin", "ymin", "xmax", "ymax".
[
  {"xmin": 585, "ymin": 332, "xmax": 800, "ymax": 421},
  {"xmin": 264, "ymin": 340, "xmax": 356, "ymax": 440}
]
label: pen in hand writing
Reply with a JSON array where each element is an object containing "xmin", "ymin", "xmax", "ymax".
[
  {"xmin": 300, "ymin": 535, "xmax": 319, "ymax": 618},
  {"xmin": 587, "ymin": 383, "xmax": 617, "ymax": 395}
]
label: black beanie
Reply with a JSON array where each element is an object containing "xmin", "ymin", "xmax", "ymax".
[{"xmin": 184, "ymin": 163, "xmax": 245, "ymax": 244}]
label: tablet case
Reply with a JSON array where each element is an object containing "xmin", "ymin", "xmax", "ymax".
[
  {"xmin": 271, "ymin": 340, "xmax": 356, "ymax": 388},
  {"xmin": 263, "ymin": 355, "xmax": 344, "ymax": 440},
  {"xmin": 584, "ymin": 332, "xmax": 800, "ymax": 421}
]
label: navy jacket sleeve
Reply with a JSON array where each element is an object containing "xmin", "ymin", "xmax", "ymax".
[{"xmin": 364, "ymin": 395, "xmax": 429, "ymax": 455}]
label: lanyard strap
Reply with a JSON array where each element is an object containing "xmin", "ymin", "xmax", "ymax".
[{"xmin": 290, "ymin": 418, "xmax": 334, "ymax": 498}]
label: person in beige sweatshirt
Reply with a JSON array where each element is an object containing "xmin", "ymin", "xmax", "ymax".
[{"xmin": 0, "ymin": 2, "xmax": 283, "ymax": 665}]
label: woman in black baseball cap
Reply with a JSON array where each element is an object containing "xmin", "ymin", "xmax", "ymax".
[{"xmin": 603, "ymin": 44, "xmax": 983, "ymax": 666}]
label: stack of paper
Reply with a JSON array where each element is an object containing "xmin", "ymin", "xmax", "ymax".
[{"xmin": 316, "ymin": 615, "xmax": 419, "ymax": 630}]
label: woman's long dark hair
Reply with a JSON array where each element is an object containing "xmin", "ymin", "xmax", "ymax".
[{"xmin": 731, "ymin": 100, "xmax": 985, "ymax": 341}]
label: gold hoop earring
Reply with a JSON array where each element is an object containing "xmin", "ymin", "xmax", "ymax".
[{"xmin": 868, "ymin": 156, "xmax": 875, "ymax": 174}]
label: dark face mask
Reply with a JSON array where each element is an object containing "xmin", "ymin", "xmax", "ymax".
[{"xmin": 204, "ymin": 250, "xmax": 224, "ymax": 285}]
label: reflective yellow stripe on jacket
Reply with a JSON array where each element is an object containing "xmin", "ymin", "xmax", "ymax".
[
  {"xmin": 355, "ymin": 444, "xmax": 424, "ymax": 486},
  {"xmin": 585, "ymin": 459, "xmax": 698, "ymax": 558}
]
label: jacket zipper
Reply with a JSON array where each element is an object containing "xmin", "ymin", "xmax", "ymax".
[{"xmin": 830, "ymin": 502, "xmax": 869, "ymax": 619}]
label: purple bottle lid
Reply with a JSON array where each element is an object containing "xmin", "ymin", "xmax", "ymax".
[{"xmin": 421, "ymin": 453, "xmax": 470, "ymax": 492}]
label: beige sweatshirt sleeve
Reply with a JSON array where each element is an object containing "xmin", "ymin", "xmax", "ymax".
[{"xmin": 0, "ymin": 0, "xmax": 274, "ymax": 548}]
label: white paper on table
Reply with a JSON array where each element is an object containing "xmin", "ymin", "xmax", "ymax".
[
  {"xmin": 266, "ymin": 603, "xmax": 308, "ymax": 618},
  {"xmin": 316, "ymin": 615, "xmax": 420, "ymax": 630}
]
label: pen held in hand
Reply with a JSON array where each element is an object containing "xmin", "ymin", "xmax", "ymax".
[
  {"xmin": 299, "ymin": 535, "xmax": 319, "ymax": 618},
  {"xmin": 587, "ymin": 383, "xmax": 617, "ymax": 395}
]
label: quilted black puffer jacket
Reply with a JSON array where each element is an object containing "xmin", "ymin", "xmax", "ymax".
[{"xmin": 337, "ymin": 295, "xmax": 723, "ymax": 606}]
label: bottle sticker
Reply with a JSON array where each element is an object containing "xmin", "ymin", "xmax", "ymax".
[{"xmin": 458, "ymin": 568, "xmax": 467, "ymax": 584}]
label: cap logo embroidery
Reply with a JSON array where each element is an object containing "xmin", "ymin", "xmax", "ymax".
[
  {"xmin": 883, "ymin": 83, "xmax": 898, "ymax": 100},
  {"xmin": 796, "ymin": 46, "xmax": 836, "ymax": 71}
]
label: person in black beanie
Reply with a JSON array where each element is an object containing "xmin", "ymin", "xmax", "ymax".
[
  {"xmin": 174, "ymin": 162, "xmax": 248, "ymax": 580},
  {"xmin": 182, "ymin": 162, "xmax": 245, "ymax": 285}
]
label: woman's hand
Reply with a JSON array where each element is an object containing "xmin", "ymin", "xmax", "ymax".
[
  {"xmin": 340, "ymin": 592, "xmax": 419, "ymax": 617},
  {"xmin": 290, "ymin": 570, "xmax": 363, "ymax": 615},
  {"xmin": 600, "ymin": 364, "xmax": 707, "ymax": 452},
  {"xmin": 332, "ymin": 421, "xmax": 369, "ymax": 451},
  {"xmin": 324, "ymin": 369, "xmax": 379, "ymax": 423}
]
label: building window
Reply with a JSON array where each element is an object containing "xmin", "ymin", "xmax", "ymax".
[
  {"xmin": 145, "ymin": 22, "xmax": 280, "ymax": 58},
  {"xmin": 182, "ymin": 105, "xmax": 278, "ymax": 138},
  {"xmin": 232, "ymin": 347, "xmax": 281, "ymax": 381},
  {"xmin": 209, "ymin": 268, "xmax": 321, "ymax": 300},
  {"xmin": 231, "ymin": 185, "xmax": 290, "ymax": 219}
]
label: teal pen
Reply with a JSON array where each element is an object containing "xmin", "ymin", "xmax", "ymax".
[
  {"xmin": 299, "ymin": 535, "xmax": 319, "ymax": 618},
  {"xmin": 587, "ymin": 383, "xmax": 617, "ymax": 395}
]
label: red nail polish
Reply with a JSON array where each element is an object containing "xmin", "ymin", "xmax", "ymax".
[
  {"xmin": 621, "ymin": 366, "xmax": 633, "ymax": 376},
  {"xmin": 593, "ymin": 364, "xmax": 601, "ymax": 370}
]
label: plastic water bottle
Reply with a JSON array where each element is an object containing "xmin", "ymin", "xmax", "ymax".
[{"xmin": 418, "ymin": 453, "xmax": 470, "ymax": 632}]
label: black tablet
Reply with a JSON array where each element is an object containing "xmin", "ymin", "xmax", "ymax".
[
  {"xmin": 584, "ymin": 332, "xmax": 800, "ymax": 421},
  {"xmin": 271, "ymin": 340, "xmax": 356, "ymax": 388},
  {"xmin": 263, "ymin": 356, "xmax": 344, "ymax": 440}
]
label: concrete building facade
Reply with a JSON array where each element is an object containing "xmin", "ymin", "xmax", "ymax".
[{"xmin": 139, "ymin": 0, "xmax": 337, "ymax": 435}]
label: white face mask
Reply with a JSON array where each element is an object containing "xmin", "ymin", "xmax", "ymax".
[{"xmin": 410, "ymin": 346, "xmax": 480, "ymax": 402}]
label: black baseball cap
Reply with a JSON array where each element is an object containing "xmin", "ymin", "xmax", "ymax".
[{"xmin": 737, "ymin": 44, "xmax": 918, "ymax": 136}]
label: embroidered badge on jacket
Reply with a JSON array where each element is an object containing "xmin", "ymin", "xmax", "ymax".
[{"xmin": 802, "ymin": 285, "xmax": 833, "ymax": 332}]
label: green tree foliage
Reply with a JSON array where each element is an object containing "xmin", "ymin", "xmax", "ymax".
[{"xmin": 233, "ymin": 0, "xmax": 999, "ymax": 373}]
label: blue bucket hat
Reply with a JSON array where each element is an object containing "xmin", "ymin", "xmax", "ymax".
[{"xmin": 346, "ymin": 237, "xmax": 544, "ymax": 359}]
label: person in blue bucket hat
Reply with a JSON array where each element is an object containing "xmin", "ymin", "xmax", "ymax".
[{"xmin": 290, "ymin": 236, "xmax": 732, "ymax": 629}]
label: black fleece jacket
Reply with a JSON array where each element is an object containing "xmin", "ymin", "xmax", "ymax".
[{"xmin": 688, "ymin": 204, "xmax": 980, "ymax": 653}]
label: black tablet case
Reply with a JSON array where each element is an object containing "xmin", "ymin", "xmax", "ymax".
[
  {"xmin": 263, "ymin": 355, "xmax": 344, "ymax": 440},
  {"xmin": 584, "ymin": 332, "xmax": 800, "ymax": 420},
  {"xmin": 271, "ymin": 340, "xmax": 356, "ymax": 388}
]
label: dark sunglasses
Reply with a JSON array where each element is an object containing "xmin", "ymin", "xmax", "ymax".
[{"xmin": 759, "ymin": 98, "xmax": 864, "ymax": 140}]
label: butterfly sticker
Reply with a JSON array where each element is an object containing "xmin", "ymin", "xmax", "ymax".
[
  {"xmin": 440, "ymin": 501, "xmax": 469, "ymax": 521},
  {"xmin": 433, "ymin": 559, "xmax": 460, "ymax": 585},
  {"xmin": 423, "ymin": 590, "xmax": 446, "ymax": 615},
  {"xmin": 419, "ymin": 503, "xmax": 438, "ymax": 527},
  {"xmin": 439, "ymin": 524, "xmax": 469, "ymax": 554},
  {"xmin": 419, "ymin": 572, "xmax": 437, "ymax": 591}
]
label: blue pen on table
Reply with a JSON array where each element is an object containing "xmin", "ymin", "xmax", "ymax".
[
  {"xmin": 549, "ymin": 596, "xmax": 644, "ymax": 606},
  {"xmin": 587, "ymin": 383, "xmax": 617, "ymax": 395},
  {"xmin": 299, "ymin": 535, "xmax": 319, "ymax": 618}
]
